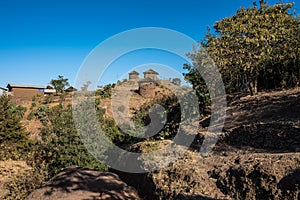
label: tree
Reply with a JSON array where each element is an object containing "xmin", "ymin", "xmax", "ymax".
[
  {"xmin": 171, "ymin": 78, "xmax": 181, "ymax": 86},
  {"xmin": 0, "ymin": 95, "xmax": 31, "ymax": 160},
  {"xmin": 50, "ymin": 75, "xmax": 70, "ymax": 94},
  {"xmin": 187, "ymin": 0, "xmax": 300, "ymax": 95},
  {"xmin": 34, "ymin": 103, "xmax": 108, "ymax": 177},
  {"xmin": 95, "ymin": 83, "xmax": 116, "ymax": 98}
]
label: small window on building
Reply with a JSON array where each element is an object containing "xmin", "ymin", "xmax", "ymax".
[{"xmin": 38, "ymin": 88, "xmax": 44, "ymax": 92}]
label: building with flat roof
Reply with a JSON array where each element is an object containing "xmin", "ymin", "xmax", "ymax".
[{"xmin": 7, "ymin": 84, "xmax": 44, "ymax": 100}]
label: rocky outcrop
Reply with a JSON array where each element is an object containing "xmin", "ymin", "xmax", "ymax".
[
  {"xmin": 26, "ymin": 166, "xmax": 140, "ymax": 200},
  {"xmin": 139, "ymin": 79, "xmax": 156, "ymax": 98}
]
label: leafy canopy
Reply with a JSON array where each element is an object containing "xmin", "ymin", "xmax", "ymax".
[
  {"xmin": 49, "ymin": 75, "xmax": 70, "ymax": 94},
  {"xmin": 186, "ymin": 0, "xmax": 300, "ymax": 95}
]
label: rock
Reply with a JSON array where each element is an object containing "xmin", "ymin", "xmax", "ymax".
[{"xmin": 26, "ymin": 166, "xmax": 140, "ymax": 200}]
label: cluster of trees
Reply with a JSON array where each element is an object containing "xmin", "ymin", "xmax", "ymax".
[{"xmin": 185, "ymin": 0, "xmax": 300, "ymax": 96}]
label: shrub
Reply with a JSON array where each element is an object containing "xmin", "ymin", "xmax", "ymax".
[
  {"xmin": 43, "ymin": 94, "xmax": 54, "ymax": 104},
  {"xmin": 133, "ymin": 95, "xmax": 181, "ymax": 140},
  {"xmin": 33, "ymin": 103, "xmax": 108, "ymax": 178},
  {"xmin": 27, "ymin": 105, "xmax": 50, "ymax": 125},
  {"xmin": 4, "ymin": 168, "xmax": 45, "ymax": 200},
  {"xmin": 95, "ymin": 83, "xmax": 115, "ymax": 98},
  {"xmin": 0, "ymin": 95, "xmax": 33, "ymax": 160}
]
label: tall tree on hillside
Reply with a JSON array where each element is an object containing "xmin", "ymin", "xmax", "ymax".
[
  {"xmin": 50, "ymin": 75, "xmax": 70, "ymax": 94},
  {"xmin": 186, "ymin": 0, "xmax": 300, "ymax": 95},
  {"xmin": 0, "ymin": 95, "xmax": 30, "ymax": 160}
]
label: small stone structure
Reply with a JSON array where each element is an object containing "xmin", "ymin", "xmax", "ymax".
[
  {"xmin": 129, "ymin": 70, "xmax": 139, "ymax": 80},
  {"xmin": 143, "ymin": 69, "xmax": 159, "ymax": 81},
  {"xmin": 126, "ymin": 69, "xmax": 159, "ymax": 98}
]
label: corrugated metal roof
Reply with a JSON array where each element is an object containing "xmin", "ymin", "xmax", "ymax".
[{"xmin": 7, "ymin": 84, "xmax": 44, "ymax": 89}]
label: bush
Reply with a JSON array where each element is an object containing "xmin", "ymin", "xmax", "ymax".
[
  {"xmin": 27, "ymin": 105, "xmax": 50, "ymax": 125},
  {"xmin": 4, "ymin": 168, "xmax": 45, "ymax": 200},
  {"xmin": 95, "ymin": 83, "xmax": 115, "ymax": 98},
  {"xmin": 43, "ymin": 94, "xmax": 54, "ymax": 104},
  {"xmin": 33, "ymin": 103, "xmax": 108, "ymax": 178},
  {"xmin": 133, "ymin": 95, "xmax": 181, "ymax": 140},
  {"xmin": 0, "ymin": 95, "xmax": 33, "ymax": 160}
]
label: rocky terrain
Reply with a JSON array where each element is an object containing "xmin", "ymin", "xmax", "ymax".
[
  {"xmin": 1, "ymin": 86, "xmax": 299, "ymax": 199},
  {"xmin": 115, "ymin": 87, "xmax": 300, "ymax": 199}
]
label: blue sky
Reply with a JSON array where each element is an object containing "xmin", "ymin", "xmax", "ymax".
[{"xmin": 0, "ymin": 0, "xmax": 298, "ymax": 88}]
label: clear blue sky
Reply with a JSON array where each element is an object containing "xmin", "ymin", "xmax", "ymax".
[{"xmin": 0, "ymin": 0, "xmax": 298, "ymax": 88}]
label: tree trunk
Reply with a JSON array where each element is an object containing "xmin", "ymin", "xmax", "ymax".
[
  {"xmin": 253, "ymin": 77, "xmax": 258, "ymax": 94},
  {"xmin": 248, "ymin": 81, "xmax": 253, "ymax": 96},
  {"xmin": 248, "ymin": 71, "xmax": 258, "ymax": 96}
]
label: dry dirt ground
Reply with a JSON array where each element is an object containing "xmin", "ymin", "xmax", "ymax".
[
  {"xmin": 117, "ymin": 87, "xmax": 300, "ymax": 199},
  {"xmin": 2, "ymin": 87, "xmax": 299, "ymax": 199}
]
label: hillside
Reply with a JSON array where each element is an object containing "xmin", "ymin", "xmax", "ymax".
[
  {"xmin": 115, "ymin": 87, "xmax": 300, "ymax": 199},
  {"xmin": 0, "ymin": 85, "xmax": 299, "ymax": 199}
]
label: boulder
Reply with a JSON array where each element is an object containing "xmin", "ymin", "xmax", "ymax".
[{"xmin": 26, "ymin": 166, "xmax": 140, "ymax": 200}]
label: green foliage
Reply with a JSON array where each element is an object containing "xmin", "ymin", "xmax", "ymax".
[
  {"xmin": 4, "ymin": 168, "xmax": 45, "ymax": 200},
  {"xmin": 133, "ymin": 95, "xmax": 181, "ymax": 140},
  {"xmin": 49, "ymin": 75, "xmax": 69, "ymax": 94},
  {"xmin": 170, "ymin": 78, "xmax": 182, "ymax": 86},
  {"xmin": 187, "ymin": 0, "xmax": 300, "ymax": 95},
  {"xmin": 30, "ymin": 101, "xmax": 37, "ymax": 109},
  {"xmin": 59, "ymin": 91, "xmax": 68, "ymax": 102},
  {"xmin": 43, "ymin": 94, "xmax": 54, "ymax": 104},
  {"xmin": 0, "ymin": 95, "xmax": 32, "ymax": 160},
  {"xmin": 33, "ymin": 103, "xmax": 108, "ymax": 178},
  {"xmin": 9, "ymin": 104, "xmax": 27, "ymax": 118},
  {"xmin": 27, "ymin": 105, "xmax": 50, "ymax": 125},
  {"xmin": 32, "ymin": 94, "xmax": 42, "ymax": 104},
  {"xmin": 183, "ymin": 64, "xmax": 211, "ymax": 115},
  {"xmin": 102, "ymin": 118, "xmax": 128, "ymax": 143},
  {"xmin": 95, "ymin": 83, "xmax": 116, "ymax": 98}
]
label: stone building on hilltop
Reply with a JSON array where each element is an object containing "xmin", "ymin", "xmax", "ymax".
[
  {"xmin": 126, "ymin": 69, "xmax": 159, "ymax": 98},
  {"xmin": 128, "ymin": 69, "xmax": 159, "ymax": 81},
  {"xmin": 143, "ymin": 69, "xmax": 159, "ymax": 81},
  {"xmin": 128, "ymin": 70, "xmax": 139, "ymax": 80}
]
